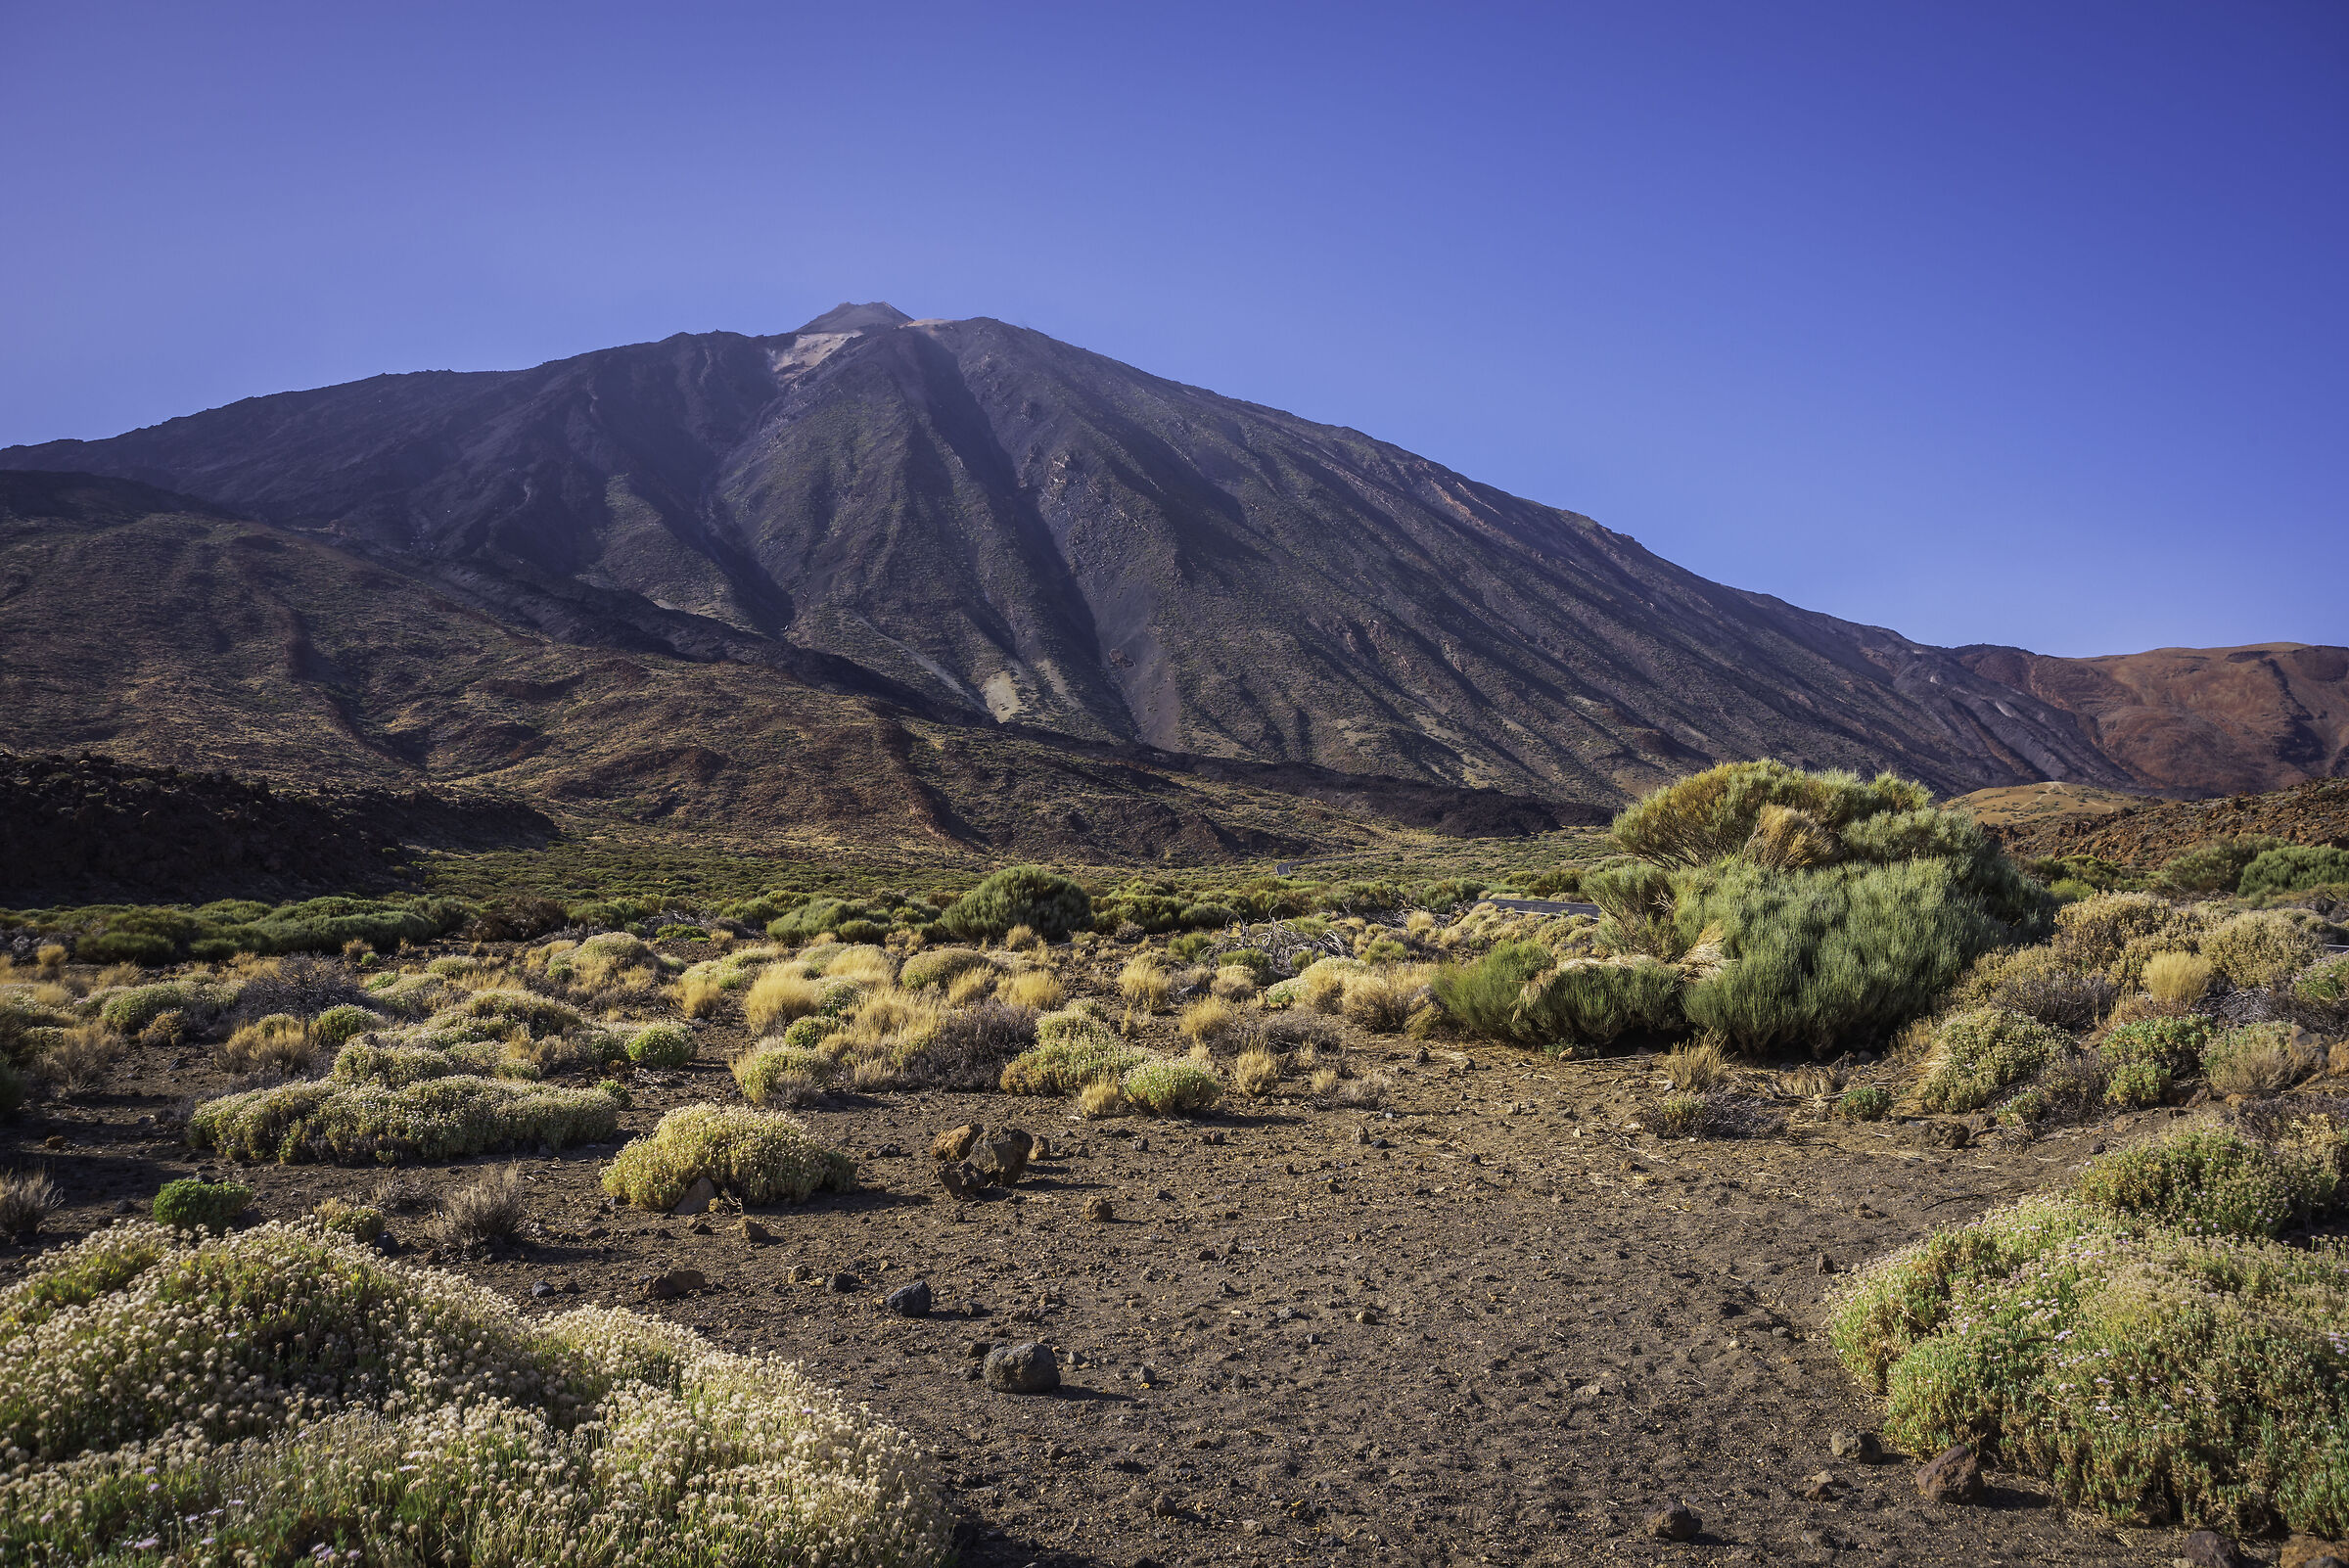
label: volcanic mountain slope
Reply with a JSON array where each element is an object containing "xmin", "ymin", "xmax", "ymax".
[
  {"xmin": 0, "ymin": 473, "xmax": 1569, "ymax": 862},
  {"xmin": 4, "ymin": 303, "xmax": 2142, "ymax": 804},
  {"xmin": 1957, "ymin": 642, "xmax": 2349, "ymax": 797}
]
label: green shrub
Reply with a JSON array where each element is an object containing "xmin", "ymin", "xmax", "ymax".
[
  {"xmin": 601, "ymin": 1104, "xmax": 855, "ymax": 1210},
  {"xmin": 0, "ymin": 1222, "xmax": 948, "ymax": 1566},
  {"xmin": 1512, "ymin": 955, "xmax": 1683, "ymax": 1046},
  {"xmin": 191, "ymin": 1076, "xmax": 624, "ymax": 1164},
  {"xmin": 1122, "ymin": 1058, "xmax": 1223, "ymax": 1117},
  {"xmin": 778, "ymin": 1014, "xmax": 842, "ymax": 1051},
  {"xmin": 97, "ymin": 981, "xmax": 234, "ymax": 1036},
  {"xmin": 1828, "ymin": 1196, "xmax": 2349, "ymax": 1536},
  {"xmin": 733, "ymin": 1044, "xmax": 839, "ymax": 1106},
  {"xmin": 1167, "ymin": 931, "xmax": 1216, "ymax": 961},
  {"xmin": 1218, "ymin": 947, "xmax": 1278, "ymax": 984},
  {"xmin": 331, "ymin": 1038, "xmax": 499, "ymax": 1087},
  {"xmin": 309, "ymin": 1003, "xmax": 381, "ymax": 1050},
  {"xmin": 939, "ymin": 866, "xmax": 1092, "ymax": 942},
  {"xmin": 1431, "ymin": 942, "xmax": 1552, "ymax": 1038},
  {"xmin": 2238, "ymin": 845, "xmax": 2349, "ymax": 899},
  {"xmin": 2295, "ymin": 953, "xmax": 2349, "ymax": 1006},
  {"xmin": 151, "ymin": 1178, "xmax": 251, "ymax": 1234},
  {"xmin": 1000, "ymin": 1014, "xmax": 1147, "ymax": 1095},
  {"xmin": 624, "ymin": 1022, "xmax": 696, "ymax": 1068},
  {"xmin": 2072, "ymin": 1123, "xmax": 2341, "ymax": 1239},
  {"xmin": 2155, "ymin": 835, "xmax": 2290, "ymax": 895},
  {"xmin": 898, "ymin": 946, "xmax": 996, "ymax": 990},
  {"xmin": 1914, "ymin": 1007, "xmax": 2070, "ymax": 1113},
  {"xmin": 445, "ymin": 988, "xmax": 586, "ymax": 1035},
  {"xmin": 2200, "ymin": 1021, "xmax": 2306, "ymax": 1095},
  {"xmin": 1951, "ymin": 944, "xmax": 2115, "ymax": 1031},
  {"xmin": 1608, "ymin": 760, "xmax": 1932, "ymax": 870},
  {"xmin": 2098, "ymin": 1015, "xmax": 2215, "ymax": 1074},
  {"xmin": 1836, "ymin": 1084, "xmax": 1892, "ymax": 1122},
  {"xmin": 77, "ymin": 929, "xmax": 174, "ymax": 965},
  {"xmin": 1681, "ymin": 860, "xmax": 2008, "ymax": 1053},
  {"xmin": 1652, "ymin": 1091, "xmax": 1708, "ymax": 1136},
  {"xmin": 2201, "ymin": 910, "xmax": 2322, "ymax": 990},
  {"xmin": 311, "ymin": 1197, "xmax": 384, "ymax": 1241}
]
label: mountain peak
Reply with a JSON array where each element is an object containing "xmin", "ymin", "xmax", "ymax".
[{"xmin": 794, "ymin": 301, "xmax": 912, "ymax": 335}]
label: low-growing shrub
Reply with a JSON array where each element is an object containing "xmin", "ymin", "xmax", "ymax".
[
  {"xmin": 312, "ymin": 1197, "xmax": 383, "ymax": 1241},
  {"xmin": 1178, "ymin": 995, "xmax": 1243, "ymax": 1045},
  {"xmin": 995, "ymin": 969, "xmax": 1064, "ymax": 1011},
  {"xmin": 2295, "ymin": 953, "xmax": 2349, "ymax": 1007},
  {"xmin": 1232, "ymin": 1046, "xmax": 1281, "ymax": 1096},
  {"xmin": 2200, "ymin": 910, "xmax": 2321, "ymax": 991},
  {"xmin": 1430, "ymin": 942, "xmax": 1551, "ymax": 1038},
  {"xmin": 2154, "ymin": 834, "xmax": 2289, "ymax": 895},
  {"xmin": 218, "ymin": 1014, "xmax": 314, "ymax": 1076},
  {"xmin": 732, "ymin": 1043, "xmax": 839, "ymax": 1107},
  {"xmin": 0, "ymin": 1222, "xmax": 949, "ymax": 1565},
  {"xmin": 1210, "ymin": 965, "xmax": 1259, "ymax": 1000},
  {"xmin": 896, "ymin": 1002, "xmax": 1037, "ymax": 1090},
  {"xmin": 898, "ymin": 946, "xmax": 995, "ymax": 991},
  {"xmin": 1000, "ymin": 1014, "xmax": 1148, "ymax": 1095},
  {"xmin": 1123, "ymin": 1057, "xmax": 1222, "ymax": 1117},
  {"xmin": 624, "ymin": 1022, "xmax": 696, "ymax": 1068},
  {"xmin": 2096, "ymin": 1014, "xmax": 2214, "ymax": 1101},
  {"xmin": 2201, "ymin": 1021, "xmax": 2305, "ymax": 1096},
  {"xmin": 0, "ymin": 1169, "xmax": 61, "ymax": 1238},
  {"xmin": 433, "ymin": 1165, "xmax": 529, "ymax": 1249},
  {"xmin": 1952, "ymin": 944, "xmax": 2117, "ymax": 1030},
  {"xmin": 601, "ymin": 1104, "xmax": 855, "ymax": 1210},
  {"xmin": 1835, "ymin": 1084, "xmax": 1892, "ymax": 1121},
  {"xmin": 2141, "ymin": 949, "xmax": 2214, "ymax": 1006},
  {"xmin": 37, "ymin": 1023, "xmax": 123, "ymax": 1096},
  {"xmin": 1652, "ymin": 1092, "xmax": 1707, "ymax": 1136},
  {"xmin": 192, "ymin": 1076, "xmax": 624, "ymax": 1163},
  {"xmin": 97, "ymin": 980, "xmax": 235, "ymax": 1036},
  {"xmin": 1515, "ymin": 955, "xmax": 1682, "ymax": 1047},
  {"xmin": 1663, "ymin": 1038, "xmax": 1729, "ymax": 1092},
  {"xmin": 1828, "ymin": 1196, "xmax": 2349, "ymax": 1536},
  {"xmin": 1119, "ymin": 956, "xmax": 1173, "ymax": 1013},
  {"xmin": 2072, "ymin": 1122, "xmax": 2342, "ymax": 1238},
  {"xmin": 1913, "ymin": 1008, "xmax": 2069, "ymax": 1113},
  {"xmin": 152, "ymin": 1176, "xmax": 252, "ymax": 1234},
  {"xmin": 309, "ymin": 1003, "xmax": 381, "ymax": 1050}
]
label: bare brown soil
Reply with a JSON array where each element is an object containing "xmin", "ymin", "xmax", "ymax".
[
  {"xmin": 3, "ymin": 946, "xmax": 2241, "ymax": 1567},
  {"xmin": 1993, "ymin": 776, "xmax": 2349, "ymax": 869}
]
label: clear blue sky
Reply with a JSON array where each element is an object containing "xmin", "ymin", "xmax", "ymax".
[{"xmin": 3, "ymin": 1, "xmax": 2342, "ymax": 657}]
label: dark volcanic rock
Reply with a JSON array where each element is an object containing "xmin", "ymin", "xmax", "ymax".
[
  {"xmin": 1914, "ymin": 1443, "xmax": 1986, "ymax": 1504},
  {"xmin": 983, "ymin": 1341, "xmax": 1060, "ymax": 1394}
]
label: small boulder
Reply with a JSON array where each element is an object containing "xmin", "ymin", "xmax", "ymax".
[
  {"xmin": 1921, "ymin": 1120, "xmax": 1971, "ymax": 1150},
  {"xmin": 530, "ymin": 1280, "xmax": 555, "ymax": 1299},
  {"xmin": 1084, "ymin": 1195, "xmax": 1115, "ymax": 1222},
  {"xmin": 670, "ymin": 1176, "xmax": 718, "ymax": 1218},
  {"xmin": 639, "ymin": 1268, "xmax": 707, "ymax": 1301},
  {"xmin": 740, "ymin": 1217, "xmax": 772, "ymax": 1243},
  {"xmin": 1643, "ymin": 1503, "xmax": 1699, "ymax": 1542},
  {"xmin": 983, "ymin": 1340, "xmax": 1061, "ymax": 1394},
  {"xmin": 885, "ymin": 1280, "xmax": 933, "ymax": 1317},
  {"xmin": 825, "ymin": 1270, "xmax": 858, "ymax": 1293},
  {"xmin": 939, "ymin": 1161, "xmax": 986, "ymax": 1202},
  {"xmin": 1816, "ymin": 1252, "xmax": 1837, "ymax": 1274},
  {"xmin": 1828, "ymin": 1429, "xmax": 1883, "ymax": 1463},
  {"xmin": 1914, "ymin": 1443, "xmax": 1985, "ymax": 1504},
  {"xmin": 932, "ymin": 1124, "xmax": 983, "ymax": 1163},
  {"xmin": 2181, "ymin": 1531, "xmax": 2256, "ymax": 1568},
  {"xmin": 974, "ymin": 1130, "xmax": 1035, "ymax": 1186},
  {"xmin": 1801, "ymin": 1471, "xmax": 1840, "ymax": 1502}
]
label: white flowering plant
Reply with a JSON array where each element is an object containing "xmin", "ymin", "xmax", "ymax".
[{"xmin": 0, "ymin": 1222, "xmax": 950, "ymax": 1567}]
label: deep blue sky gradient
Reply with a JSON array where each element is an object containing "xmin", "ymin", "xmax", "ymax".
[{"xmin": 3, "ymin": 1, "xmax": 2342, "ymax": 656}]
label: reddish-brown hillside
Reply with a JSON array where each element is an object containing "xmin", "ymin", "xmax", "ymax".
[{"xmin": 1957, "ymin": 642, "xmax": 2349, "ymax": 797}]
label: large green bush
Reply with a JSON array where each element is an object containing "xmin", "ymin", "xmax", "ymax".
[
  {"xmin": 939, "ymin": 866, "xmax": 1092, "ymax": 942},
  {"xmin": 1680, "ymin": 859, "xmax": 2010, "ymax": 1053},
  {"xmin": 2238, "ymin": 845, "xmax": 2349, "ymax": 899},
  {"xmin": 1828, "ymin": 1196, "xmax": 2349, "ymax": 1537},
  {"xmin": 1511, "ymin": 956, "xmax": 1683, "ymax": 1046},
  {"xmin": 0, "ymin": 1222, "xmax": 948, "ymax": 1567},
  {"xmin": 2155, "ymin": 835, "xmax": 2290, "ymax": 896},
  {"xmin": 1430, "ymin": 942, "xmax": 1553, "ymax": 1038},
  {"xmin": 191, "ymin": 1076, "xmax": 625, "ymax": 1164},
  {"xmin": 1608, "ymin": 760, "xmax": 1932, "ymax": 870}
]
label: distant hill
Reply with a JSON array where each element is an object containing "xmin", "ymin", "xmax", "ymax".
[{"xmin": 2, "ymin": 302, "xmax": 2338, "ymax": 834}]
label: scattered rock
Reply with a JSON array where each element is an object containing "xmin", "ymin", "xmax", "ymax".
[
  {"xmin": 530, "ymin": 1280, "xmax": 555, "ymax": 1299},
  {"xmin": 983, "ymin": 1341, "xmax": 1061, "ymax": 1394},
  {"xmin": 1643, "ymin": 1503, "xmax": 1699, "ymax": 1541},
  {"xmin": 932, "ymin": 1124, "xmax": 982, "ymax": 1163},
  {"xmin": 740, "ymin": 1217, "xmax": 772, "ymax": 1243},
  {"xmin": 1920, "ymin": 1120, "xmax": 1971, "ymax": 1150},
  {"xmin": 1816, "ymin": 1252, "xmax": 1837, "ymax": 1274},
  {"xmin": 826, "ymin": 1270, "xmax": 858, "ymax": 1293},
  {"xmin": 964, "ymin": 1340, "xmax": 996, "ymax": 1359},
  {"xmin": 1137, "ymin": 1363, "xmax": 1164, "ymax": 1385},
  {"xmin": 939, "ymin": 1161, "xmax": 986, "ymax": 1201},
  {"xmin": 1147, "ymin": 1491, "xmax": 1181, "ymax": 1518},
  {"xmin": 111, "ymin": 1198, "xmax": 136, "ymax": 1215},
  {"xmin": 1197, "ymin": 1245, "xmax": 1221, "ymax": 1262},
  {"xmin": 1031, "ymin": 1134, "xmax": 1054, "ymax": 1159},
  {"xmin": 1914, "ymin": 1443, "xmax": 1985, "ymax": 1504},
  {"xmin": 785, "ymin": 1263, "xmax": 813, "ymax": 1283},
  {"xmin": 374, "ymin": 1231, "xmax": 401, "ymax": 1256},
  {"xmin": 639, "ymin": 1268, "xmax": 706, "ymax": 1301},
  {"xmin": 973, "ymin": 1129, "xmax": 1035, "ymax": 1186},
  {"xmin": 669, "ymin": 1176, "xmax": 717, "ymax": 1218},
  {"xmin": 1828, "ymin": 1429, "xmax": 1883, "ymax": 1463},
  {"xmin": 1084, "ymin": 1196, "xmax": 1115, "ymax": 1222},
  {"xmin": 1802, "ymin": 1470, "xmax": 1840, "ymax": 1501},
  {"xmin": 885, "ymin": 1280, "xmax": 933, "ymax": 1317},
  {"xmin": 2181, "ymin": 1531, "xmax": 2257, "ymax": 1568},
  {"xmin": 2282, "ymin": 1538, "xmax": 2349, "ymax": 1568}
]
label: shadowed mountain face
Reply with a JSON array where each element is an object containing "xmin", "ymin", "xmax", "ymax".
[{"xmin": 4, "ymin": 304, "xmax": 2327, "ymax": 807}]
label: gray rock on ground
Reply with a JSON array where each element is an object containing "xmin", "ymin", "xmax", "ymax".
[
  {"xmin": 984, "ymin": 1340, "xmax": 1061, "ymax": 1394},
  {"xmin": 885, "ymin": 1279, "xmax": 932, "ymax": 1316},
  {"xmin": 1643, "ymin": 1503, "xmax": 1699, "ymax": 1541}
]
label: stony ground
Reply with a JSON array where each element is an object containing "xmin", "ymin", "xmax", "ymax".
[{"xmin": 0, "ymin": 951, "xmax": 2272, "ymax": 1568}]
